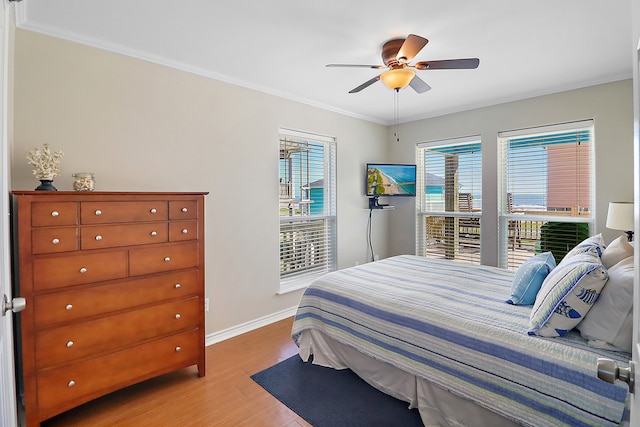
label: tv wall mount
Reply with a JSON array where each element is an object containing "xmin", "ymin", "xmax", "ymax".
[{"xmin": 368, "ymin": 196, "xmax": 394, "ymax": 210}]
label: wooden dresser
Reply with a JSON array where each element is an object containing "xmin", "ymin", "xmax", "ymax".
[{"xmin": 10, "ymin": 191, "xmax": 207, "ymax": 426}]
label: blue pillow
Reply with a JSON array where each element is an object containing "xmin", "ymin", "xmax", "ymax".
[{"xmin": 506, "ymin": 252, "xmax": 556, "ymax": 305}]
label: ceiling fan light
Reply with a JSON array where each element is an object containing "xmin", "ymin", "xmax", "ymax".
[{"xmin": 380, "ymin": 69, "xmax": 415, "ymax": 90}]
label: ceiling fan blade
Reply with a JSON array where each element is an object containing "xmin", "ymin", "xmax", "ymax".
[
  {"xmin": 409, "ymin": 75, "xmax": 431, "ymax": 94},
  {"xmin": 326, "ymin": 64, "xmax": 386, "ymax": 69},
  {"xmin": 348, "ymin": 75, "xmax": 381, "ymax": 93},
  {"xmin": 414, "ymin": 58, "xmax": 480, "ymax": 70},
  {"xmin": 396, "ymin": 34, "xmax": 428, "ymax": 62}
]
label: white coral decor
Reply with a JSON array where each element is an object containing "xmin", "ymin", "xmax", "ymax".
[{"xmin": 26, "ymin": 144, "xmax": 63, "ymax": 180}]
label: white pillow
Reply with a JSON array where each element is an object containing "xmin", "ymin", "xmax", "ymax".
[
  {"xmin": 578, "ymin": 256, "xmax": 633, "ymax": 352},
  {"xmin": 529, "ymin": 251, "xmax": 608, "ymax": 337},
  {"xmin": 601, "ymin": 236, "xmax": 633, "ymax": 269}
]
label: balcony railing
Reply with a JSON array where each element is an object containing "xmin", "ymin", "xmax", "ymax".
[
  {"xmin": 420, "ymin": 210, "xmax": 591, "ymax": 269},
  {"xmin": 280, "ymin": 217, "xmax": 332, "ymax": 278}
]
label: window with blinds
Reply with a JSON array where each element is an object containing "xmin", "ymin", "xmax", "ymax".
[
  {"xmin": 498, "ymin": 121, "xmax": 594, "ymax": 269},
  {"xmin": 279, "ymin": 129, "xmax": 336, "ymax": 290},
  {"xmin": 416, "ymin": 136, "xmax": 482, "ymax": 264}
]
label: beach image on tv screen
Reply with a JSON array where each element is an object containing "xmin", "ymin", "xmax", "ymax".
[{"xmin": 367, "ymin": 165, "xmax": 416, "ymax": 196}]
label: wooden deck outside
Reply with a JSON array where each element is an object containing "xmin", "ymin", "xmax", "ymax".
[
  {"xmin": 423, "ymin": 210, "xmax": 591, "ymax": 270},
  {"xmin": 423, "ymin": 235, "xmax": 536, "ymax": 270}
]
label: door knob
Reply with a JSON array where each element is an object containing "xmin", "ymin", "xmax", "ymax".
[
  {"xmin": 597, "ymin": 358, "xmax": 635, "ymax": 393},
  {"xmin": 2, "ymin": 294, "xmax": 26, "ymax": 316}
]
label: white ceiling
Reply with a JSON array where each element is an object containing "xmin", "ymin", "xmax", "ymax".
[{"xmin": 14, "ymin": 0, "xmax": 633, "ymax": 125}]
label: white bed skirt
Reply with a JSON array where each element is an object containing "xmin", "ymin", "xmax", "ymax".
[{"xmin": 298, "ymin": 329, "xmax": 521, "ymax": 427}]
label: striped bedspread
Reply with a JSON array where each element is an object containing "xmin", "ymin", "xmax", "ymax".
[{"xmin": 291, "ymin": 255, "xmax": 629, "ymax": 427}]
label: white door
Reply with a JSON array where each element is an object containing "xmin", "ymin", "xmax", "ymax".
[
  {"xmin": 631, "ymin": 0, "xmax": 640, "ymax": 423},
  {"xmin": 630, "ymin": 0, "xmax": 640, "ymax": 426},
  {"xmin": 0, "ymin": 2, "xmax": 16, "ymax": 426}
]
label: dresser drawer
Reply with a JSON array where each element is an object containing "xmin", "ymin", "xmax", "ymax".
[
  {"xmin": 169, "ymin": 220, "xmax": 198, "ymax": 242},
  {"xmin": 33, "ymin": 270, "xmax": 201, "ymax": 327},
  {"xmin": 31, "ymin": 202, "xmax": 78, "ymax": 227},
  {"xmin": 129, "ymin": 242, "xmax": 199, "ymax": 276},
  {"xmin": 169, "ymin": 200, "xmax": 198, "ymax": 219},
  {"xmin": 32, "ymin": 227, "xmax": 78, "ymax": 254},
  {"xmin": 32, "ymin": 251, "xmax": 128, "ymax": 291},
  {"xmin": 36, "ymin": 329, "xmax": 200, "ymax": 416},
  {"xmin": 80, "ymin": 201, "xmax": 168, "ymax": 224},
  {"xmin": 81, "ymin": 223, "xmax": 169, "ymax": 250},
  {"xmin": 36, "ymin": 297, "xmax": 200, "ymax": 370}
]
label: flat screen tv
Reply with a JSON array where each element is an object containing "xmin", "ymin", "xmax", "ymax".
[{"xmin": 366, "ymin": 163, "xmax": 417, "ymax": 197}]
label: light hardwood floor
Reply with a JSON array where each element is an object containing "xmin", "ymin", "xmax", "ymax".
[{"xmin": 40, "ymin": 317, "xmax": 312, "ymax": 427}]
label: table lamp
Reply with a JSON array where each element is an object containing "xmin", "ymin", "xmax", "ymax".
[{"xmin": 606, "ymin": 201, "xmax": 634, "ymax": 241}]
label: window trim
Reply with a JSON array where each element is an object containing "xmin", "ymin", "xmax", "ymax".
[
  {"xmin": 497, "ymin": 120, "xmax": 595, "ymax": 269},
  {"xmin": 416, "ymin": 135, "xmax": 483, "ymax": 264},
  {"xmin": 278, "ymin": 128, "xmax": 337, "ymax": 293}
]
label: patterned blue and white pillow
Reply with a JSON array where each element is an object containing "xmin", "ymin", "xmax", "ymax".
[
  {"xmin": 561, "ymin": 234, "xmax": 605, "ymax": 262},
  {"xmin": 506, "ymin": 252, "xmax": 556, "ymax": 305},
  {"xmin": 528, "ymin": 251, "xmax": 608, "ymax": 337}
]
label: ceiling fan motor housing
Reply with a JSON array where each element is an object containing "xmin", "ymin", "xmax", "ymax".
[{"xmin": 382, "ymin": 38, "xmax": 407, "ymax": 67}]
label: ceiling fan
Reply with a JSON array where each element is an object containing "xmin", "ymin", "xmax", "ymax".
[{"xmin": 326, "ymin": 34, "xmax": 479, "ymax": 94}]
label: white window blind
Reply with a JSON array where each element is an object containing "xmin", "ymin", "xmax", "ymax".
[
  {"xmin": 416, "ymin": 136, "xmax": 482, "ymax": 265},
  {"xmin": 498, "ymin": 121, "xmax": 594, "ymax": 269},
  {"xmin": 279, "ymin": 129, "xmax": 336, "ymax": 288}
]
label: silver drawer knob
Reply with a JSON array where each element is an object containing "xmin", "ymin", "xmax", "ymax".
[
  {"xmin": 181, "ymin": 207, "xmax": 188, "ymax": 212},
  {"xmin": 52, "ymin": 238, "xmax": 60, "ymax": 245},
  {"xmin": 175, "ymin": 283, "xmax": 181, "ymax": 289},
  {"xmin": 95, "ymin": 209, "xmax": 102, "ymax": 215},
  {"xmin": 175, "ymin": 313, "xmax": 181, "ymax": 319},
  {"xmin": 150, "ymin": 208, "xmax": 157, "ymax": 214},
  {"xmin": 51, "ymin": 211, "xmax": 59, "ymax": 217},
  {"xmin": 68, "ymin": 380, "xmax": 76, "ymax": 387},
  {"xmin": 65, "ymin": 304, "xmax": 73, "ymax": 311},
  {"xmin": 66, "ymin": 341, "xmax": 74, "ymax": 348},
  {"xmin": 164, "ymin": 257, "xmax": 171, "ymax": 262},
  {"xmin": 181, "ymin": 229, "xmax": 188, "ymax": 234},
  {"xmin": 151, "ymin": 231, "xmax": 157, "ymax": 236},
  {"xmin": 95, "ymin": 235, "xmax": 102, "ymax": 241},
  {"xmin": 79, "ymin": 267, "xmax": 87, "ymax": 273},
  {"xmin": 175, "ymin": 346, "xmax": 182, "ymax": 352}
]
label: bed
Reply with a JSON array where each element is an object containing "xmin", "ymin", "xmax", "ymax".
[{"xmin": 291, "ymin": 254, "xmax": 631, "ymax": 427}]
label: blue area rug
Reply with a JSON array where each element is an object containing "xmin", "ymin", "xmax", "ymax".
[{"xmin": 251, "ymin": 355, "xmax": 423, "ymax": 427}]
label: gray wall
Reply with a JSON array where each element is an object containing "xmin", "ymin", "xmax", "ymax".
[{"xmin": 10, "ymin": 29, "xmax": 634, "ymax": 338}]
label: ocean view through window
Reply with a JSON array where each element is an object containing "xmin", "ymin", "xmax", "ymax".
[
  {"xmin": 415, "ymin": 122, "xmax": 594, "ymax": 270},
  {"xmin": 498, "ymin": 120, "xmax": 594, "ymax": 269}
]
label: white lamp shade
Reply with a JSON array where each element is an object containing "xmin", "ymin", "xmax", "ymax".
[{"xmin": 606, "ymin": 202, "xmax": 634, "ymax": 231}]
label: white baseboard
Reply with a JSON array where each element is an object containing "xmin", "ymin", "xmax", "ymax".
[{"xmin": 205, "ymin": 306, "xmax": 298, "ymax": 346}]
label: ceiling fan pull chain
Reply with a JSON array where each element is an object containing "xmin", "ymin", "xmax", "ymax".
[{"xmin": 394, "ymin": 88, "xmax": 400, "ymax": 143}]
